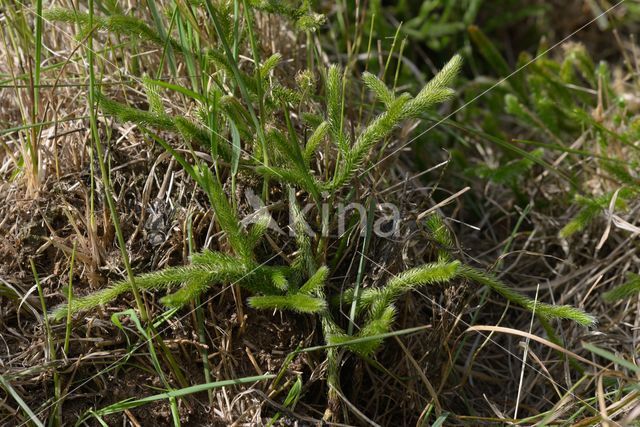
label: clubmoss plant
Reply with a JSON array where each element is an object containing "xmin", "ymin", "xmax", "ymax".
[
  {"xmin": 48, "ymin": 0, "xmax": 594, "ymax": 340},
  {"xmin": 466, "ymin": 29, "xmax": 640, "ymax": 240},
  {"xmin": 46, "ymin": 2, "xmax": 595, "ymax": 419},
  {"xmin": 602, "ymin": 273, "xmax": 640, "ymax": 302}
]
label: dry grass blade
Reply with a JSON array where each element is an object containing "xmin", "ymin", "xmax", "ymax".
[
  {"xmin": 464, "ymin": 325, "xmax": 605, "ymax": 370},
  {"xmin": 1, "ymin": 0, "xmax": 639, "ymax": 425}
]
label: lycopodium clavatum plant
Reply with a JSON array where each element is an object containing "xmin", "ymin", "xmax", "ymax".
[
  {"xmin": 45, "ymin": 1, "xmax": 595, "ymax": 420},
  {"xmin": 467, "ymin": 28, "xmax": 640, "ymax": 243}
]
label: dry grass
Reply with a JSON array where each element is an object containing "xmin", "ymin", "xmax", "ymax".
[{"xmin": 1, "ymin": 1, "xmax": 639, "ymax": 426}]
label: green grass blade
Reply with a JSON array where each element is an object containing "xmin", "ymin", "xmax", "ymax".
[
  {"xmin": 0, "ymin": 375, "xmax": 45, "ymax": 427},
  {"xmin": 91, "ymin": 375, "xmax": 275, "ymax": 417},
  {"xmin": 582, "ymin": 343, "xmax": 640, "ymax": 375}
]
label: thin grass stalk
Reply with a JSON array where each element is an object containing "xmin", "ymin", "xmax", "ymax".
[
  {"xmin": 145, "ymin": 0, "xmax": 177, "ymax": 76},
  {"xmin": 34, "ymin": 0, "xmax": 42, "ymax": 112},
  {"xmin": 241, "ymin": 0, "xmax": 267, "ymax": 143},
  {"xmin": 0, "ymin": 375, "xmax": 44, "ymax": 427},
  {"xmin": 0, "ymin": 4, "xmax": 38, "ymax": 192},
  {"xmin": 114, "ymin": 309, "xmax": 183, "ymax": 422},
  {"xmin": 155, "ymin": 5, "xmax": 180, "ymax": 80},
  {"xmin": 86, "ymin": 0, "xmax": 147, "ymax": 322},
  {"xmin": 175, "ymin": 10, "xmax": 200, "ymax": 94},
  {"xmin": 63, "ymin": 241, "xmax": 77, "ymax": 356},
  {"xmin": 357, "ymin": 12, "xmax": 375, "ymax": 123},
  {"xmin": 204, "ymin": 0, "xmax": 270, "ymax": 176},
  {"xmin": 233, "ymin": 0, "xmax": 240, "ymax": 60},
  {"xmin": 392, "ymin": 37, "xmax": 406, "ymax": 94},
  {"xmin": 32, "ymin": 0, "xmax": 43, "ymax": 189},
  {"xmin": 347, "ymin": 198, "xmax": 374, "ymax": 335},
  {"xmin": 82, "ymin": 375, "xmax": 274, "ymax": 420},
  {"xmin": 187, "ymin": 215, "xmax": 214, "ymax": 405},
  {"xmin": 30, "ymin": 259, "xmax": 60, "ymax": 426},
  {"xmin": 373, "ymin": 24, "xmax": 405, "ymax": 162}
]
